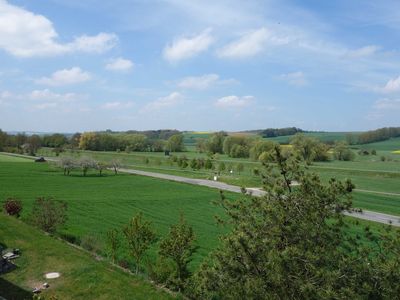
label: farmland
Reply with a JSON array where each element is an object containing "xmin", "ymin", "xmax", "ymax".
[
  {"xmin": 32, "ymin": 134, "xmax": 400, "ymax": 216},
  {"xmin": 0, "ymin": 158, "xmax": 230, "ymax": 267}
]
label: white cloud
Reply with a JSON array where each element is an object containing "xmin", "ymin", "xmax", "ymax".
[
  {"xmin": 105, "ymin": 58, "xmax": 134, "ymax": 72},
  {"xmin": 142, "ymin": 92, "xmax": 183, "ymax": 112},
  {"xmin": 217, "ymin": 27, "xmax": 287, "ymax": 58},
  {"xmin": 163, "ymin": 28, "xmax": 213, "ymax": 62},
  {"xmin": 381, "ymin": 76, "xmax": 400, "ymax": 94},
  {"xmin": 280, "ymin": 71, "xmax": 308, "ymax": 87},
  {"xmin": 177, "ymin": 73, "xmax": 237, "ymax": 90},
  {"xmin": 215, "ymin": 95, "xmax": 254, "ymax": 108},
  {"xmin": 36, "ymin": 67, "xmax": 91, "ymax": 86},
  {"xmin": 28, "ymin": 89, "xmax": 79, "ymax": 102},
  {"xmin": 0, "ymin": 1, "xmax": 117, "ymax": 57},
  {"xmin": 101, "ymin": 101, "xmax": 134, "ymax": 109},
  {"xmin": 345, "ymin": 45, "xmax": 380, "ymax": 58},
  {"xmin": 373, "ymin": 98, "xmax": 400, "ymax": 110},
  {"xmin": 0, "ymin": 90, "xmax": 12, "ymax": 105}
]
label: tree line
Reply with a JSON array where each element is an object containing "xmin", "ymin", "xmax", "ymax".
[
  {"xmin": 0, "ymin": 129, "xmax": 185, "ymax": 154},
  {"xmin": 348, "ymin": 126, "xmax": 400, "ymax": 144},
  {"xmin": 196, "ymin": 132, "xmax": 356, "ymax": 163}
]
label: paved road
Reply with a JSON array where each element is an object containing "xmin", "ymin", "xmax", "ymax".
[
  {"xmin": 119, "ymin": 168, "xmax": 400, "ymax": 227},
  {"xmin": 1, "ymin": 152, "xmax": 399, "ymax": 226}
]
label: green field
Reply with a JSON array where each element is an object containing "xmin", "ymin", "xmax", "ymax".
[
  {"xmin": 35, "ymin": 142, "xmax": 400, "ymax": 216},
  {"xmin": 356, "ymin": 137, "xmax": 400, "ymax": 151},
  {"xmin": 1, "ymin": 153, "xmax": 398, "ymax": 298},
  {"xmin": 0, "ymin": 159, "xmax": 230, "ymax": 268},
  {"xmin": 263, "ymin": 132, "xmax": 351, "ymax": 144},
  {"xmin": 0, "ymin": 214, "xmax": 174, "ymax": 300}
]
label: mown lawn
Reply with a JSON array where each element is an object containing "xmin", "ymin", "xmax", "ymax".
[
  {"xmin": 0, "ymin": 214, "xmax": 175, "ymax": 300},
  {"xmin": 0, "ymin": 159, "xmax": 230, "ymax": 268}
]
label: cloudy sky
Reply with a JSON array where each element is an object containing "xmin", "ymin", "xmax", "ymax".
[{"xmin": 0, "ymin": 0, "xmax": 400, "ymax": 132}]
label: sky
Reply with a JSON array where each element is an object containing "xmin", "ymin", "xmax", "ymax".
[{"xmin": 0, "ymin": 0, "xmax": 400, "ymax": 133}]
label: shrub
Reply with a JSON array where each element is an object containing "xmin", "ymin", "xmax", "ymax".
[
  {"xmin": 59, "ymin": 232, "xmax": 80, "ymax": 245},
  {"xmin": 30, "ymin": 197, "xmax": 68, "ymax": 233},
  {"xmin": 81, "ymin": 234, "xmax": 102, "ymax": 254},
  {"xmin": 3, "ymin": 198, "xmax": 22, "ymax": 217}
]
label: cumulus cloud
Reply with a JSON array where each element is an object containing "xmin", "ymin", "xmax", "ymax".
[
  {"xmin": 280, "ymin": 71, "xmax": 308, "ymax": 87},
  {"xmin": 380, "ymin": 76, "xmax": 400, "ymax": 94},
  {"xmin": 36, "ymin": 67, "xmax": 91, "ymax": 86},
  {"xmin": 163, "ymin": 28, "xmax": 213, "ymax": 62},
  {"xmin": 217, "ymin": 27, "xmax": 287, "ymax": 58},
  {"xmin": 141, "ymin": 92, "xmax": 183, "ymax": 112},
  {"xmin": 101, "ymin": 101, "xmax": 134, "ymax": 109},
  {"xmin": 373, "ymin": 98, "xmax": 400, "ymax": 110},
  {"xmin": 0, "ymin": 0, "xmax": 117, "ymax": 57},
  {"xmin": 105, "ymin": 58, "xmax": 134, "ymax": 72},
  {"xmin": 345, "ymin": 45, "xmax": 380, "ymax": 58},
  {"xmin": 215, "ymin": 95, "xmax": 254, "ymax": 108}
]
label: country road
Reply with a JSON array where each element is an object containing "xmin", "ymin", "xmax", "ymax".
[
  {"xmin": 118, "ymin": 168, "xmax": 400, "ymax": 227},
  {"xmin": 1, "ymin": 152, "xmax": 400, "ymax": 226}
]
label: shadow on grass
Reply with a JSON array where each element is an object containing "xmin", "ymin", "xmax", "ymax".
[{"xmin": 0, "ymin": 277, "xmax": 32, "ymax": 300}]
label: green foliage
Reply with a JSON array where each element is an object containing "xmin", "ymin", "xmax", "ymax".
[
  {"xmin": 217, "ymin": 162, "xmax": 226, "ymax": 173},
  {"xmin": 249, "ymin": 140, "xmax": 275, "ymax": 160},
  {"xmin": 358, "ymin": 127, "xmax": 400, "ymax": 144},
  {"xmin": 192, "ymin": 147, "xmax": 400, "ymax": 299},
  {"xmin": 206, "ymin": 132, "xmax": 227, "ymax": 154},
  {"xmin": 204, "ymin": 159, "xmax": 213, "ymax": 170},
  {"xmin": 80, "ymin": 233, "xmax": 102, "ymax": 254},
  {"xmin": 167, "ymin": 134, "xmax": 185, "ymax": 152},
  {"xmin": 159, "ymin": 214, "xmax": 196, "ymax": 291},
  {"xmin": 236, "ymin": 163, "xmax": 244, "ymax": 175},
  {"xmin": 334, "ymin": 141, "xmax": 355, "ymax": 161},
  {"xmin": 290, "ymin": 133, "xmax": 329, "ymax": 163},
  {"xmin": 123, "ymin": 213, "xmax": 157, "ymax": 274},
  {"xmin": 222, "ymin": 136, "xmax": 253, "ymax": 158},
  {"xmin": 30, "ymin": 197, "xmax": 68, "ymax": 233},
  {"xmin": 106, "ymin": 228, "xmax": 121, "ymax": 264}
]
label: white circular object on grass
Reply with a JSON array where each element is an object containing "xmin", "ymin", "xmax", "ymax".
[{"xmin": 45, "ymin": 272, "xmax": 60, "ymax": 279}]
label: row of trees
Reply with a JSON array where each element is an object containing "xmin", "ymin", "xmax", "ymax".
[
  {"xmin": 196, "ymin": 132, "xmax": 356, "ymax": 163},
  {"xmin": 259, "ymin": 127, "xmax": 303, "ymax": 138},
  {"xmin": 106, "ymin": 213, "xmax": 196, "ymax": 292},
  {"xmin": 79, "ymin": 132, "xmax": 185, "ymax": 152},
  {"xmin": 196, "ymin": 132, "xmax": 277, "ymax": 159},
  {"xmin": 58, "ymin": 157, "xmax": 121, "ymax": 176},
  {"xmin": 346, "ymin": 127, "xmax": 400, "ymax": 145},
  {"xmin": 0, "ymin": 129, "xmax": 185, "ymax": 155}
]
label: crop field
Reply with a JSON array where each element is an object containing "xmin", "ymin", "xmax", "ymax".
[
  {"xmin": 34, "ymin": 138, "xmax": 400, "ymax": 216},
  {"xmin": 0, "ymin": 153, "xmax": 397, "ymax": 298},
  {"xmin": 263, "ymin": 132, "xmax": 352, "ymax": 144},
  {"xmin": 0, "ymin": 214, "xmax": 173, "ymax": 300},
  {"xmin": 0, "ymin": 158, "xmax": 230, "ymax": 268},
  {"xmin": 358, "ymin": 137, "xmax": 400, "ymax": 151}
]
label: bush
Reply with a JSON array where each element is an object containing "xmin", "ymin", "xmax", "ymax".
[
  {"xmin": 30, "ymin": 197, "xmax": 68, "ymax": 233},
  {"xmin": 81, "ymin": 234, "xmax": 102, "ymax": 254},
  {"xmin": 3, "ymin": 198, "xmax": 23, "ymax": 217},
  {"xmin": 59, "ymin": 232, "xmax": 80, "ymax": 245}
]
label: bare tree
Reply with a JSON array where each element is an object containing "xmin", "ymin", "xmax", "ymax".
[
  {"xmin": 79, "ymin": 156, "xmax": 97, "ymax": 176},
  {"xmin": 110, "ymin": 159, "xmax": 121, "ymax": 175},
  {"xmin": 59, "ymin": 156, "xmax": 76, "ymax": 175}
]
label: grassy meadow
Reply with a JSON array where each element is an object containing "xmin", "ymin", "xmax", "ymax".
[
  {"xmin": 0, "ymin": 158, "xmax": 230, "ymax": 268},
  {"xmin": 0, "ymin": 214, "xmax": 174, "ymax": 300},
  {"xmin": 33, "ymin": 134, "xmax": 400, "ymax": 217}
]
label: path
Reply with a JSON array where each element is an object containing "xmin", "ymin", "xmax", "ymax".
[
  {"xmin": 119, "ymin": 168, "xmax": 400, "ymax": 227},
  {"xmin": 1, "ymin": 152, "xmax": 399, "ymax": 226}
]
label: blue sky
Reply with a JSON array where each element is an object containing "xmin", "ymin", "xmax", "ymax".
[{"xmin": 0, "ymin": 0, "xmax": 400, "ymax": 132}]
